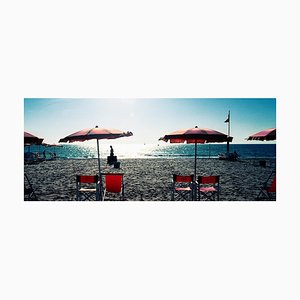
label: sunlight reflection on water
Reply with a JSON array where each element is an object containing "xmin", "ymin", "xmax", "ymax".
[{"xmin": 25, "ymin": 143, "xmax": 276, "ymax": 159}]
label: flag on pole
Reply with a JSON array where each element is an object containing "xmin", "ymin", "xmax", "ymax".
[{"xmin": 224, "ymin": 113, "xmax": 230, "ymax": 123}]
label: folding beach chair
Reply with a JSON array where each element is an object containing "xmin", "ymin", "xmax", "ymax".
[
  {"xmin": 103, "ymin": 173, "xmax": 125, "ymax": 201},
  {"xmin": 256, "ymin": 171, "xmax": 276, "ymax": 200},
  {"xmin": 171, "ymin": 174, "xmax": 194, "ymax": 201},
  {"xmin": 76, "ymin": 175, "xmax": 100, "ymax": 201},
  {"xmin": 197, "ymin": 175, "xmax": 220, "ymax": 201},
  {"xmin": 24, "ymin": 173, "xmax": 38, "ymax": 201}
]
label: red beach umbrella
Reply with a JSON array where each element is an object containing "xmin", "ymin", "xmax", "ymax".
[
  {"xmin": 24, "ymin": 131, "xmax": 44, "ymax": 145},
  {"xmin": 247, "ymin": 128, "xmax": 276, "ymax": 141},
  {"xmin": 59, "ymin": 126, "xmax": 133, "ymax": 199},
  {"xmin": 161, "ymin": 126, "xmax": 233, "ymax": 178}
]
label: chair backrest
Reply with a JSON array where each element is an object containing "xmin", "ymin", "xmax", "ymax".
[
  {"xmin": 76, "ymin": 175, "xmax": 99, "ymax": 183},
  {"xmin": 173, "ymin": 174, "xmax": 194, "ymax": 183},
  {"xmin": 268, "ymin": 175, "xmax": 276, "ymax": 192},
  {"xmin": 105, "ymin": 174, "xmax": 123, "ymax": 193},
  {"xmin": 198, "ymin": 175, "xmax": 220, "ymax": 184}
]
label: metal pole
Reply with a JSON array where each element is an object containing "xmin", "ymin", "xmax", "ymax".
[
  {"xmin": 194, "ymin": 141, "xmax": 198, "ymax": 200},
  {"xmin": 96, "ymin": 138, "xmax": 103, "ymax": 200},
  {"xmin": 194, "ymin": 141, "xmax": 197, "ymax": 179},
  {"xmin": 227, "ymin": 110, "xmax": 230, "ymax": 154},
  {"xmin": 96, "ymin": 139, "xmax": 101, "ymax": 175},
  {"xmin": 228, "ymin": 110, "xmax": 231, "ymax": 137}
]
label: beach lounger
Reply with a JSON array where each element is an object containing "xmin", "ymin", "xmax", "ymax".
[
  {"xmin": 103, "ymin": 173, "xmax": 125, "ymax": 201},
  {"xmin": 172, "ymin": 174, "xmax": 194, "ymax": 201},
  {"xmin": 24, "ymin": 173, "xmax": 38, "ymax": 200},
  {"xmin": 197, "ymin": 175, "xmax": 220, "ymax": 201},
  {"xmin": 256, "ymin": 172, "xmax": 276, "ymax": 200},
  {"xmin": 76, "ymin": 175, "xmax": 100, "ymax": 201}
]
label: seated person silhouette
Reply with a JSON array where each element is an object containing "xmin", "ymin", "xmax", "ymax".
[{"xmin": 107, "ymin": 145, "xmax": 117, "ymax": 165}]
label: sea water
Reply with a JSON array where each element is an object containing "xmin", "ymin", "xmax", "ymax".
[{"xmin": 25, "ymin": 143, "xmax": 276, "ymax": 160}]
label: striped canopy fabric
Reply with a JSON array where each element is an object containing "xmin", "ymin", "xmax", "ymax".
[
  {"xmin": 247, "ymin": 128, "xmax": 276, "ymax": 141},
  {"xmin": 59, "ymin": 127, "xmax": 133, "ymax": 143},
  {"xmin": 161, "ymin": 127, "xmax": 233, "ymax": 144},
  {"xmin": 24, "ymin": 131, "xmax": 44, "ymax": 145}
]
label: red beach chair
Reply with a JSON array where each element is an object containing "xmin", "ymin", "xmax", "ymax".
[
  {"xmin": 256, "ymin": 172, "xmax": 276, "ymax": 200},
  {"xmin": 103, "ymin": 173, "xmax": 125, "ymax": 201},
  {"xmin": 197, "ymin": 175, "xmax": 220, "ymax": 201},
  {"xmin": 76, "ymin": 175, "xmax": 100, "ymax": 201},
  {"xmin": 172, "ymin": 174, "xmax": 194, "ymax": 201}
]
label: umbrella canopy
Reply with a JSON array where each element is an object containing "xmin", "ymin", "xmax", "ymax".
[
  {"xmin": 247, "ymin": 128, "xmax": 276, "ymax": 141},
  {"xmin": 24, "ymin": 131, "xmax": 44, "ymax": 145},
  {"xmin": 59, "ymin": 126, "xmax": 133, "ymax": 200},
  {"xmin": 59, "ymin": 127, "xmax": 133, "ymax": 143},
  {"xmin": 162, "ymin": 127, "xmax": 233, "ymax": 144},
  {"xmin": 161, "ymin": 126, "xmax": 233, "ymax": 178}
]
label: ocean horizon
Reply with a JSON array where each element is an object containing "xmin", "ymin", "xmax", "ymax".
[{"xmin": 24, "ymin": 143, "xmax": 276, "ymax": 160}]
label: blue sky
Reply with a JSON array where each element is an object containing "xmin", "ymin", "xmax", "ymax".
[{"xmin": 24, "ymin": 98, "xmax": 276, "ymax": 144}]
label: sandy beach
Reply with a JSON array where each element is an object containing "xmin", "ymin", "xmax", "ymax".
[{"xmin": 24, "ymin": 158, "xmax": 276, "ymax": 201}]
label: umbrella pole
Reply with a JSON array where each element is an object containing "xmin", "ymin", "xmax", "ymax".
[
  {"xmin": 194, "ymin": 141, "xmax": 197, "ymax": 178},
  {"xmin": 96, "ymin": 139, "xmax": 103, "ymax": 201},
  {"xmin": 194, "ymin": 141, "xmax": 198, "ymax": 200},
  {"xmin": 227, "ymin": 110, "xmax": 231, "ymax": 155}
]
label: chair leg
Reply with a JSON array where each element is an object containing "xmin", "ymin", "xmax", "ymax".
[
  {"xmin": 192, "ymin": 183, "xmax": 197, "ymax": 201},
  {"xmin": 99, "ymin": 182, "xmax": 103, "ymax": 201},
  {"xmin": 32, "ymin": 190, "xmax": 38, "ymax": 201},
  {"xmin": 257, "ymin": 189, "xmax": 274, "ymax": 201},
  {"xmin": 24, "ymin": 174, "xmax": 38, "ymax": 201},
  {"xmin": 199, "ymin": 192, "xmax": 207, "ymax": 201},
  {"xmin": 177, "ymin": 191, "xmax": 192, "ymax": 201},
  {"xmin": 171, "ymin": 184, "xmax": 175, "ymax": 201},
  {"xmin": 27, "ymin": 189, "xmax": 38, "ymax": 201},
  {"xmin": 256, "ymin": 189, "xmax": 268, "ymax": 200},
  {"xmin": 96, "ymin": 184, "xmax": 100, "ymax": 201},
  {"xmin": 76, "ymin": 182, "xmax": 79, "ymax": 201}
]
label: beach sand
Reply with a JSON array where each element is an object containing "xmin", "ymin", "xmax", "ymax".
[{"xmin": 24, "ymin": 158, "xmax": 276, "ymax": 201}]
